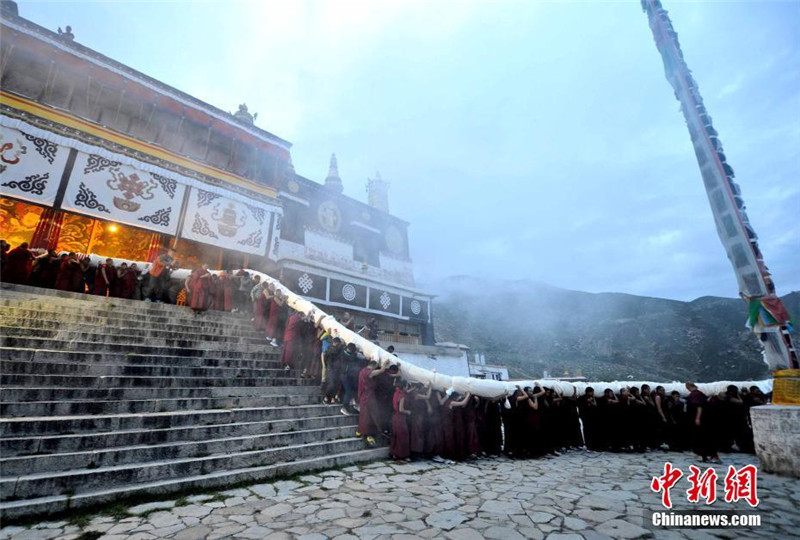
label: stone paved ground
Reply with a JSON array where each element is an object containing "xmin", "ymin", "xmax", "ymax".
[{"xmin": 1, "ymin": 450, "xmax": 797, "ymax": 540}]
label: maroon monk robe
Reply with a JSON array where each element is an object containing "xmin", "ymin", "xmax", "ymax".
[
  {"xmin": 390, "ymin": 388, "xmax": 411, "ymax": 460},
  {"xmin": 218, "ymin": 273, "xmax": 234, "ymax": 311},
  {"xmin": 452, "ymin": 402, "xmax": 467, "ymax": 460},
  {"xmin": 358, "ymin": 367, "xmax": 383, "ymax": 437},
  {"xmin": 409, "ymin": 391, "xmax": 427, "ymax": 456},
  {"xmin": 110, "ymin": 268, "xmax": 125, "ymax": 297},
  {"xmin": 280, "ymin": 312, "xmax": 304, "ymax": 368},
  {"xmin": 441, "ymin": 397, "xmax": 457, "ymax": 459},
  {"xmin": 464, "ymin": 399, "xmax": 482, "ymax": 456},
  {"xmin": 307, "ymin": 329, "xmax": 323, "ymax": 378},
  {"xmin": 55, "ymin": 259, "xmax": 83, "ymax": 292},
  {"xmin": 254, "ymin": 289, "xmax": 268, "ymax": 331},
  {"xmin": 208, "ymin": 276, "xmax": 220, "ymax": 310},
  {"xmin": 425, "ymin": 393, "xmax": 444, "ymax": 457},
  {"xmin": 93, "ymin": 263, "xmax": 115, "ymax": 296},
  {"xmin": 2, "ymin": 245, "xmax": 34, "ymax": 284},
  {"xmin": 266, "ymin": 297, "xmax": 287, "ymax": 343},
  {"xmin": 119, "ymin": 268, "xmax": 138, "ymax": 299},
  {"xmin": 188, "ymin": 269, "xmax": 211, "ymax": 310}
]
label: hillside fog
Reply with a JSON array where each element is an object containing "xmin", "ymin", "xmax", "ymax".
[{"xmin": 429, "ymin": 276, "xmax": 799, "ymax": 382}]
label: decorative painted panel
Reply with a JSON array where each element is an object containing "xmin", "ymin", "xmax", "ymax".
[
  {"xmin": 368, "ymin": 288, "xmax": 401, "ymax": 316},
  {"xmin": 61, "ymin": 152, "xmax": 186, "ymax": 235},
  {"xmin": 402, "ymin": 296, "xmax": 429, "ymax": 322},
  {"xmin": 180, "ymin": 188, "xmax": 277, "ymax": 257},
  {"xmin": 281, "ymin": 268, "xmax": 327, "ymax": 300},
  {"xmin": 0, "ymin": 197, "xmax": 45, "ymax": 247},
  {"xmin": 329, "ymin": 279, "xmax": 368, "ymax": 308},
  {"xmin": 0, "ymin": 126, "xmax": 69, "ymax": 206}
]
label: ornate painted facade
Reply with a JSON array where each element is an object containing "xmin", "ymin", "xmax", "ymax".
[{"xmin": 0, "ymin": 0, "xmax": 434, "ymax": 344}]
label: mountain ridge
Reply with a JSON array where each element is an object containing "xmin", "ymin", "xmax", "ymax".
[{"xmin": 426, "ymin": 275, "xmax": 798, "ymax": 382}]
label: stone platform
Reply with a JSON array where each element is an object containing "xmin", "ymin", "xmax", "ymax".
[
  {"xmin": 1, "ymin": 450, "xmax": 796, "ymax": 539},
  {"xmin": 751, "ymin": 404, "xmax": 800, "ymax": 477},
  {"xmin": 0, "ymin": 285, "xmax": 387, "ymax": 521}
]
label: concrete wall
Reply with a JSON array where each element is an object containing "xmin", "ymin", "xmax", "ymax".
[{"xmin": 751, "ymin": 405, "xmax": 800, "ymax": 478}]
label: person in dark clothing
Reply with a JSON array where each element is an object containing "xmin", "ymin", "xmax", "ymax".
[
  {"xmin": 29, "ymin": 250, "xmax": 60, "ymax": 288},
  {"xmin": 578, "ymin": 387, "xmax": 599, "ymax": 450},
  {"xmin": 685, "ymin": 382, "xmax": 720, "ymax": 463},
  {"xmin": 322, "ymin": 338, "xmax": 344, "ymax": 404},
  {"xmin": 339, "ymin": 343, "xmax": 363, "ymax": 415},
  {"xmin": 2, "ymin": 242, "xmax": 34, "ymax": 284},
  {"xmin": 54, "ymin": 253, "xmax": 84, "ymax": 292}
]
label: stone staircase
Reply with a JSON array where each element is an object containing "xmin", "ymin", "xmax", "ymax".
[{"xmin": 0, "ymin": 284, "xmax": 387, "ymax": 521}]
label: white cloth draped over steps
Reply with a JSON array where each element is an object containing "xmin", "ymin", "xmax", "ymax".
[{"xmin": 67, "ymin": 253, "xmax": 774, "ymax": 400}]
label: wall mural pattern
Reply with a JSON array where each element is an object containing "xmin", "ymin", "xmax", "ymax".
[
  {"xmin": 0, "ymin": 126, "xmax": 70, "ymax": 206},
  {"xmin": 180, "ymin": 188, "xmax": 280, "ymax": 257},
  {"xmin": 61, "ymin": 153, "xmax": 185, "ymax": 235}
]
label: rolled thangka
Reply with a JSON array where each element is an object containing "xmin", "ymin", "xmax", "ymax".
[{"xmin": 242, "ymin": 271, "xmax": 774, "ymax": 400}]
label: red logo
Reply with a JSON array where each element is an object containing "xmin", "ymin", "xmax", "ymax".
[{"xmin": 652, "ymin": 463, "xmax": 758, "ymax": 508}]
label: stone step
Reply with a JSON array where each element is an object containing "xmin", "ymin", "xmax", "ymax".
[
  {"xmin": 0, "ymin": 332, "xmax": 270, "ymax": 353},
  {"xmin": 0, "ymin": 305, "xmax": 259, "ymax": 332},
  {"xmin": 0, "ymin": 336, "xmax": 274, "ymax": 359},
  {"xmin": 1, "ymin": 348, "xmax": 281, "ymax": 370},
  {"xmin": 0, "ymin": 424, "xmax": 360, "ymax": 476},
  {"xmin": 0, "ymin": 315, "xmax": 265, "ymax": 340},
  {"xmin": 1, "ymin": 413, "xmax": 357, "ymax": 457},
  {"xmin": 0, "ymin": 324, "xmax": 267, "ymax": 346},
  {"xmin": 0, "ymin": 373, "xmax": 314, "ymax": 390},
  {"xmin": 1, "ymin": 437, "xmax": 374, "ymax": 501},
  {"xmin": 0, "ymin": 447, "xmax": 389, "ymax": 521},
  {"xmin": 1, "ymin": 392, "xmax": 323, "ymax": 417},
  {"xmin": 0, "ymin": 285, "xmax": 255, "ymax": 322},
  {"xmin": 0, "ymin": 404, "xmax": 340, "ymax": 438},
  {"xmin": 1, "ymin": 385, "xmax": 319, "ymax": 403},
  {"xmin": 1, "ymin": 358, "xmax": 292, "ymax": 380},
  {"xmin": 0, "ymin": 304, "xmax": 257, "ymax": 330}
]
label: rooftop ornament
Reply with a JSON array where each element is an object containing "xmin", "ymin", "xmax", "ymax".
[{"xmin": 233, "ymin": 103, "xmax": 257, "ymax": 125}]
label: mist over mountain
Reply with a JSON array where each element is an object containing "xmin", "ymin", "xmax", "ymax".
[{"xmin": 427, "ymin": 275, "xmax": 798, "ymax": 382}]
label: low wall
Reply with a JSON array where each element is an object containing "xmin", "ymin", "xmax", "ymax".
[{"xmin": 751, "ymin": 405, "xmax": 800, "ymax": 478}]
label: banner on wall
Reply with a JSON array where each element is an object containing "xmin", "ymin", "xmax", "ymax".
[
  {"xmin": 180, "ymin": 187, "xmax": 281, "ymax": 257},
  {"xmin": 61, "ymin": 153, "xmax": 186, "ymax": 235},
  {"xmin": 0, "ymin": 125, "xmax": 70, "ymax": 206}
]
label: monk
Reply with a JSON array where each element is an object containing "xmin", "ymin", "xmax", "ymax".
[
  {"xmin": 54, "ymin": 253, "xmax": 84, "ymax": 292},
  {"xmin": 119, "ymin": 263, "xmax": 139, "ymax": 299},
  {"xmin": 185, "ymin": 264, "xmax": 211, "ymax": 312},
  {"xmin": 215, "ymin": 270, "xmax": 234, "ymax": 311},
  {"xmin": 578, "ymin": 387, "xmax": 599, "ymax": 450},
  {"xmin": 685, "ymin": 382, "xmax": 720, "ymax": 463},
  {"xmin": 357, "ymin": 360, "xmax": 387, "ymax": 445},
  {"xmin": 281, "ymin": 311, "xmax": 305, "ymax": 371},
  {"xmin": 390, "ymin": 380, "xmax": 412, "ymax": 461},
  {"xmin": 29, "ymin": 250, "xmax": 61, "ymax": 288},
  {"xmin": 408, "ymin": 382, "xmax": 432, "ymax": 458},
  {"xmin": 110, "ymin": 262, "xmax": 128, "ymax": 297},
  {"xmin": 252, "ymin": 279, "xmax": 268, "ymax": 331},
  {"xmin": 463, "ymin": 395, "xmax": 482, "ymax": 457},
  {"xmin": 448, "ymin": 392, "xmax": 472, "ymax": 460},
  {"xmin": 2, "ymin": 242, "xmax": 34, "ymax": 284},
  {"xmin": 93, "ymin": 258, "xmax": 116, "ymax": 296}
]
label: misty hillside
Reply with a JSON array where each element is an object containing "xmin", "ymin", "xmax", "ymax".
[{"xmin": 429, "ymin": 275, "xmax": 798, "ymax": 382}]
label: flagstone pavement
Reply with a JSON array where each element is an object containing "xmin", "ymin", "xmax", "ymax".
[{"xmin": 2, "ymin": 450, "xmax": 797, "ymax": 540}]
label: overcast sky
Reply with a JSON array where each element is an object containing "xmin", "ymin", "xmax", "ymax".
[{"xmin": 18, "ymin": 0, "xmax": 799, "ymax": 301}]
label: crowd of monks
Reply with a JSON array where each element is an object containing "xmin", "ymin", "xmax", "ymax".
[
  {"xmin": 3, "ymin": 241, "xmax": 770, "ymax": 465},
  {"xmin": 0, "ymin": 243, "xmax": 265, "ymax": 312}
]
